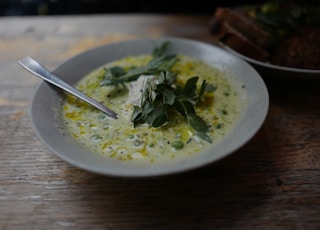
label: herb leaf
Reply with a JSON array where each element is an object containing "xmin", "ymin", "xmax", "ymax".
[
  {"xmin": 188, "ymin": 113, "xmax": 209, "ymax": 133},
  {"xmin": 152, "ymin": 41, "xmax": 171, "ymax": 57},
  {"xmin": 132, "ymin": 72, "xmax": 212, "ymax": 142},
  {"xmin": 102, "ymin": 41, "xmax": 214, "ymax": 143},
  {"xmin": 100, "ymin": 42, "xmax": 177, "ymax": 87},
  {"xmin": 147, "ymin": 107, "xmax": 168, "ymax": 128},
  {"xmin": 182, "ymin": 76, "xmax": 198, "ymax": 99}
]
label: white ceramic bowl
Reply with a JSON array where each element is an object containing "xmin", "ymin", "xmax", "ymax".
[{"xmin": 30, "ymin": 37, "xmax": 269, "ymax": 177}]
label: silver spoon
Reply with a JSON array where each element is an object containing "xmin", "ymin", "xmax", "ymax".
[{"xmin": 18, "ymin": 57, "xmax": 118, "ymax": 119}]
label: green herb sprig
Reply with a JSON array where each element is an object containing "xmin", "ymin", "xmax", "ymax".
[
  {"xmin": 131, "ymin": 73, "xmax": 213, "ymax": 143},
  {"xmin": 100, "ymin": 41, "xmax": 178, "ymax": 87},
  {"xmin": 100, "ymin": 42, "xmax": 215, "ymax": 143}
]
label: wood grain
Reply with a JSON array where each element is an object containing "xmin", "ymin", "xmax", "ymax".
[{"xmin": 1, "ymin": 15, "xmax": 320, "ymax": 230}]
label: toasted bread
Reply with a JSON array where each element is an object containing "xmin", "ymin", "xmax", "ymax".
[
  {"xmin": 208, "ymin": 7, "xmax": 271, "ymax": 61},
  {"xmin": 208, "ymin": 17, "xmax": 269, "ymax": 61},
  {"xmin": 213, "ymin": 7, "xmax": 271, "ymax": 48}
]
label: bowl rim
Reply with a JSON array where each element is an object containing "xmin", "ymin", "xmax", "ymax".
[{"xmin": 30, "ymin": 37, "xmax": 270, "ymax": 177}]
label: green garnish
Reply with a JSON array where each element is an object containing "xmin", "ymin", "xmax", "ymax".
[
  {"xmin": 246, "ymin": 0, "xmax": 320, "ymax": 40},
  {"xmin": 100, "ymin": 41, "xmax": 178, "ymax": 87},
  {"xmin": 100, "ymin": 41, "xmax": 214, "ymax": 143},
  {"xmin": 171, "ymin": 140, "xmax": 184, "ymax": 149}
]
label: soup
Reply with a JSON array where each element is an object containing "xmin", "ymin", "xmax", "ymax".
[{"xmin": 61, "ymin": 51, "xmax": 246, "ymax": 163}]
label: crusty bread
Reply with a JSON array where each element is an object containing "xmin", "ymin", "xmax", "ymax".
[
  {"xmin": 208, "ymin": 7, "xmax": 271, "ymax": 61},
  {"xmin": 213, "ymin": 7, "xmax": 271, "ymax": 48},
  {"xmin": 208, "ymin": 18, "xmax": 269, "ymax": 61}
]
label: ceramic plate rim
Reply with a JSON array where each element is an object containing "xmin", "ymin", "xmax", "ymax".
[{"xmin": 220, "ymin": 44, "xmax": 320, "ymax": 78}]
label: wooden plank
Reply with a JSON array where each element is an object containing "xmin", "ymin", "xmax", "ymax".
[{"xmin": 1, "ymin": 15, "xmax": 320, "ymax": 230}]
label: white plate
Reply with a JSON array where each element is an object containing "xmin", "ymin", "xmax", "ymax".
[
  {"xmin": 223, "ymin": 45, "xmax": 320, "ymax": 80},
  {"xmin": 29, "ymin": 37, "xmax": 269, "ymax": 177}
]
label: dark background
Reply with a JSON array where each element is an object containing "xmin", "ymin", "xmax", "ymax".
[{"xmin": 0, "ymin": 0, "xmax": 267, "ymax": 16}]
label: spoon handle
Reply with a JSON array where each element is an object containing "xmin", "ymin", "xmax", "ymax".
[{"xmin": 18, "ymin": 57, "xmax": 118, "ymax": 119}]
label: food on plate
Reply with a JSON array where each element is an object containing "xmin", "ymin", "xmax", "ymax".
[
  {"xmin": 61, "ymin": 42, "xmax": 246, "ymax": 163},
  {"xmin": 208, "ymin": 0, "xmax": 320, "ymax": 70}
]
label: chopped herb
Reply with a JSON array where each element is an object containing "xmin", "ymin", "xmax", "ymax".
[
  {"xmin": 246, "ymin": 0, "xmax": 320, "ymax": 40},
  {"xmin": 100, "ymin": 41, "xmax": 178, "ymax": 87},
  {"xmin": 91, "ymin": 134, "xmax": 102, "ymax": 140},
  {"xmin": 100, "ymin": 41, "xmax": 214, "ymax": 143},
  {"xmin": 171, "ymin": 140, "xmax": 184, "ymax": 149},
  {"xmin": 98, "ymin": 114, "xmax": 106, "ymax": 119},
  {"xmin": 220, "ymin": 109, "xmax": 228, "ymax": 115}
]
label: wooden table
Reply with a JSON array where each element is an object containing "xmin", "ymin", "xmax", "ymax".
[{"xmin": 1, "ymin": 14, "xmax": 320, "ymax": 230}]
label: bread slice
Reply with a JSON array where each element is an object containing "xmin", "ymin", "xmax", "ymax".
[
  {"xmin": 208, "ymin": 7, "xmax": 270, "ymax": 61},
  {"xmin": 214, "ymin": 7, "xmax": 271, "ymax": 48},
  {"xmin": 209, "ymin": 19, "xmax": 269, "ymax": 61}
]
